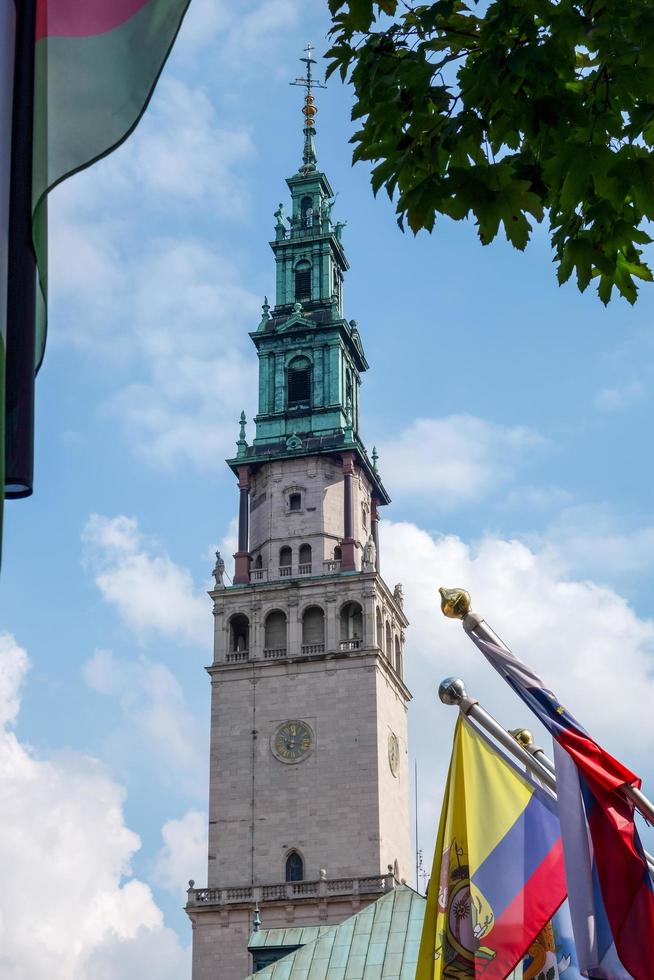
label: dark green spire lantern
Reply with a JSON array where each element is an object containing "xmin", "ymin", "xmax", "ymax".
[{"xmin": 227, "ymin": 47, "xmax": 390, "ymax": 586}]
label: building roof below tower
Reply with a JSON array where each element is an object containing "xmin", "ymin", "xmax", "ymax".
[{"xmin": 245, "ymin": 885, "xmax": 425, "ymax": 980}]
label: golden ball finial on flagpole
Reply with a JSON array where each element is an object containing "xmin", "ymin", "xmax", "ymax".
[
  {"xmin": 510, "ymin": 728, "xmax": 535, "ymax": 749},
  {"xmin": 439, "ymin": 587, "xmax": 471, "ymax": 620}
]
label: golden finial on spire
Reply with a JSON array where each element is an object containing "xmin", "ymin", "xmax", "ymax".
[{"xmin": 290, "ymin": 43, "xmax": 326, "ymax": 173}]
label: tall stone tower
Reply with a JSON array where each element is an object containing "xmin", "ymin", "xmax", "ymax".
[{"xmin": 187, "ymin": 47, "xmax": 411, "ymax": 980}]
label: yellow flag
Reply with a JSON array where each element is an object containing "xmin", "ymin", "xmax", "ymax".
[{"xmin": 416, "ymin": 716, "xmax": 566, "ymax": 980}]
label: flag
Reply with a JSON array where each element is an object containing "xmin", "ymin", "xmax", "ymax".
[
  {"xmin": 416, "ymin": 715, "xmax": 567, "ymax": 980},
  {"xmin": 5, "ymin": 0, "xmax": 192, "ymax": 506},
  {"xmin": 508, "ymin": 902, "xmax": 583, "ymax": 980},
  {"xmin": 0, "ymin": 0, "xmax": 16, "ymax": 543},
  {"xmin": 468, "ymin": 629, "xmax": 650, "ymax": 978}
]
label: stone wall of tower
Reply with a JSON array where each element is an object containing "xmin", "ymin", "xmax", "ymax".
[
  {"xmin": 248, "ymin": 456, "xmax": 373, "ymax": 575},
  {"xmin": 207, "ymin": 572, "xmax": 410, "ymax": 891}
]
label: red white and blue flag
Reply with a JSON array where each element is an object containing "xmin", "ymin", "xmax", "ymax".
[{"xmin": 467, "ymin": 627, "xmax": 654, "ymax": 979}]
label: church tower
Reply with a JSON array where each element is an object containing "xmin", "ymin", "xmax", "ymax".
[{"xmin": 186, "ymin": 48, "xmax": 411, "ymax": 980}]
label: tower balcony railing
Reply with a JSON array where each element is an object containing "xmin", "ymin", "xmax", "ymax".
[
  {"xmin": 279, "ymin": 565, "xmax": 292, "ymax": 578},
  {"xmin": 301, "ymin": 642, "xmax": 325, "ymax": 655},
  {"xmin": 264, "ymin": 647, "xmax": 287, "ymax": 660},
  {"xmin": 251, "ymin": 568, "xmax": 267, "ymax": 582},
  {"xmin": 226, "ymin": 650, "xmax": 249, "ymax": 663},
  {"xmin": 339, "ymin": 638, "xmax": 362, "ymax": 652},
  {"xmin": 323, "ymin": 559, "xmax": 341, "ymax": 573},
  {"xmin": 298, "ymin": 563, "xmax": 312, "ymax": 575},
  {"xmin": 186, "ymin": 871, "xmax": 395, "ymax": 908}
]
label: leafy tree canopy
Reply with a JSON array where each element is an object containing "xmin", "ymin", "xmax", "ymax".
[{"xmin": 326, "ymin": 0, "xmax": 654, "ymax": 304}]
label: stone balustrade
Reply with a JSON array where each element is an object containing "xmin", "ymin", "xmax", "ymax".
[
  {"xmin": 186, "ymin": 873, "xmax": 394, "ymax": 908},
  {"xmin": 339, "ymin": 638, "xmax": 361, "ymax": 651},
  {"xmin": 226, "ymin": 651, "xmax": 249, "ymax": 663},
  {"xmin": 263, "ymin": 647, "xmax": 287, "ymax": 660}
]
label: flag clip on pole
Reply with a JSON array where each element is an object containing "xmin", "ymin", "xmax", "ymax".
[{"xmin": 438, "ymin": 587, "xmax": 654, "ymax": 831}]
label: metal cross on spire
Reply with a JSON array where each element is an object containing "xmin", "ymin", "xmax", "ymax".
[{"xmin": 290, "ymin": 43, "xmax": 326, "ymax": 174}]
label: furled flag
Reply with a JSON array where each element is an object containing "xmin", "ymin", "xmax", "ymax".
[
  {"xmin": 468, "ymin": 628, "xmax": 650, "ymax": 979},
  {"xmin": 1, "ymin": 0, "xmax": 17, "ymax": 545},
  {"xmin": 416, "ymin": 715, "xmax": 567, "ymax": 980},
  {"xmin": 3, "ymin": 0, "xmax": 192, "ymax": 530}
]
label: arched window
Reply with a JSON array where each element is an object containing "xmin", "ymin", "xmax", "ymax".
[
  {"xmin": 395, "ymin": 635, "xmax": 403, "ymax": 678},
  {"xmin": 376, "ymin": 608, "xmax": 383, "ymax": 649},
  {"xmin": 279, "ymin": 546, "xmax": 292, "ymax": 577},
  {"xmin": 229, "ymin": 614, "xmax": 249, "ymax": 653},
  {"xmin": 298, "ymin": 543, "xmax": 312, "ymax": 574},
  {"xmin": 286, "ymin": 851, "xmax": 304, "ymax": 882},
  {"xmin": 333, "ymin": 545, "xmax": 342, "ymax": 561},
  {"xmin": 254, "ymin": 554, "xmax": 263, "ymax": 569},
  {"xmin": 385, "ymin": 621, "xmax": 392, "ymax": 660},
  {"xmin": 302, "ymin": 606, "xmax": 325, "ymax": 652},
  {"xmin": 294, "ymin": 260, "xmax": 312, "ymax": 301},
  {"xmin": 340, "ymin": 601, "xmax": 363, "ymax": 650},
  {"xmin": 287, "ymin": 356, "xmax": 311, "ymax": 407},
  {"xmin": 265, "ymin": 610, "xmax": 287, "ymax": 654},
  {"xmin": 300, "ymin": 195, "xmax": 313, "ymax": 227}
]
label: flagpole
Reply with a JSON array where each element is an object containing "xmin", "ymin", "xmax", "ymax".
[
  {"xmin": 438, "ymin": 675, "xmax": 654, "ymax": 876},
  {"xmin": 438, "ymin": 586, "xmax": 654, "ymax": 828}
]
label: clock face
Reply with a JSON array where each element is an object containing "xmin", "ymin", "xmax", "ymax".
[
  {"xmin": 388, "ymin": 732, "xmax": 400, "ymax": 777},
  {"xmin": 272, "ymin": 720, "xmax": 314, "ymax": 764}
]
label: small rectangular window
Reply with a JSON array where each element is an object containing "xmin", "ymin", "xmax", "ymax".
[{"xmin": 289, "ymin": 493, "xmax": 301, "ymax": 511}]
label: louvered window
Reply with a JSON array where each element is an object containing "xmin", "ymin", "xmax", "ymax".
[
  {"xmin": 288, "ymin": 358, "xmax": 311, "ymax": 407},
  {"xmin": 295, "ymin": 261, "xmax": 311, "ymax": 300}
]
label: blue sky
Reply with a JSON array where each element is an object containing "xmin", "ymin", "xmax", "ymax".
[{"xmin": 2, "ymin": 0, "xmax": 654, "ymax": 975}]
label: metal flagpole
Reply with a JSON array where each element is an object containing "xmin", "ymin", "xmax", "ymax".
[
  {"xmin": 449, "ymin": 592, "xmax": 654, "ymax": 827},
  {"xmin": 437, "ymin": 675, "xmax": 654, "ymax": 876}
]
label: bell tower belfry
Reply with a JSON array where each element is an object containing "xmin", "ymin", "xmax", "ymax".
[{"xmin": 187, "ymin": 48, "xmax": 411, "ymax": 980}]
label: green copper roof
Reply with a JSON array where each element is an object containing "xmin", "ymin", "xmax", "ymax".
[{"xmin": 245, "ymin": 885, "xmax": 425, "ymax": 980}]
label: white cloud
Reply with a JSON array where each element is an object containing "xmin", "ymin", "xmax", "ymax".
[
  {"xmin": 153, "ymin": 810, "xmax": 208, "ymax": 899},
  {"xmin": 106, "ymin": 77, "xmax": 254, "ymax": 215},
  {"xmin": 0, "ymin": 634, "xmax": 190, "ymax": 979},
  {"xmin": 48, "ymin": 75, "xmax": 261, "ymax": 471},
  {"xmin": 82, "ymin": 514, "xmax": 209, "ymax": 646},
  {"xmin": 0, "ymin": 632, "xmax": 28, "ymax": 727},
  {"xmin": 536, "ymin": 504, "xmax": 654, "ymax": 583},
  {"xmin": 594, "ymin": 379, "xmax": 644, "ymax": 412},
  {"xmin": 83, "ymin": 650, "xmax": 206, "ymax": 795},
  {"xmin": 379, "ymin": 415, "xmax": 544, "ymax": 508},
  {"xmin": 380, "ymin": 521, "xmax": 654, "ymax": 868},
  {"xmin": 176, "ymin": 0, "xmax": 300, "ymax": 62}
]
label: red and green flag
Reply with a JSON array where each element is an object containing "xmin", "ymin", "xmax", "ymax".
[{"xmin": 3, "ymin": 0, "xmax": 191, "ymax": 542}]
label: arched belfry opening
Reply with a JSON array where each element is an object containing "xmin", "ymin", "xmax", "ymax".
[
  {"xmin": 229, "ymin": 614, "xmax": 249, "ymax": 654},
  {"xmin": 340, "ymin": 601, "xmax": 363, "ymax": 649}
]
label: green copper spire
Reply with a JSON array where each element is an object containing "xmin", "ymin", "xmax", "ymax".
[
  {"xmin": 225, "ymin": 52, "xmax": 391, "ymax": 509},
  {"xmin": 290, "ymin": 43, "xmax": 326, "ymax": 175}
]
